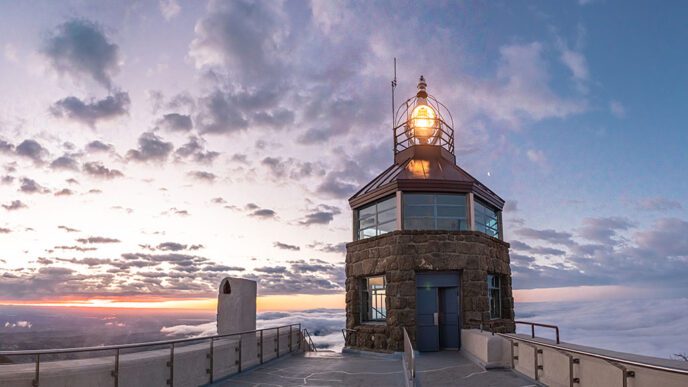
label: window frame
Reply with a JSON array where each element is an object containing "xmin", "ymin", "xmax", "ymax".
[
  {"xmin": 402, "ymin": 192, "xmax": 468, "ymax": 231},
  {"xmin": 360, "ymin": 276, "xmax": 387, "ymax": 323},
  {"xmin": 475, "ymin": 199, "xmax": 500, "ymax": 238},
  {"xmin": 487, "ymin": 274, "xmax": 502, "ymax": 320},
  {"xmin": 354, "ymin": 196, "xmax": 397, "ymax": 240}
]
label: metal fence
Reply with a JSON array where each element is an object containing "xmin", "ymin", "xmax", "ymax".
[
  {"xmin": 0, "ymin": 323, "xmax": 302, "ymax": 387},
  {"xmin": 402, "ymin": 327, "xmax": 415, "ymax": 387}
]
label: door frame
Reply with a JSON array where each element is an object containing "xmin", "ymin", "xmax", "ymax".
[{"xmin": 415, "ymin": 271, "xmax": 461, "ymax": 351}]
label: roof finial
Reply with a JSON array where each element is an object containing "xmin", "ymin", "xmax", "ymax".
[{"xmin": 416, "ymin": 75, "xmax": 428, "ymax": 98}]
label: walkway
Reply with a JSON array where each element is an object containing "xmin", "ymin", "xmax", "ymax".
[{"xmin": 214, "ymin": 350, "xmax": 535, "ymax": 387}]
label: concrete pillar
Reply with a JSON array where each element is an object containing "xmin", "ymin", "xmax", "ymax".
[{"xmin": 217, "ymin": 277, "xmax": 257, "ymax": 335}]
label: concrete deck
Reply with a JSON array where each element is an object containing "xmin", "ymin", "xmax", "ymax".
[{"xmin": 214, "ymin": 350, "xmax": 535, "ymax": 387}]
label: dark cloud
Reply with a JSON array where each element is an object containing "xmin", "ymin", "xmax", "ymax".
[
  {"xmin": 514, "ymin": 227, "xmax": 576, "ymax": 246},
  {"xmin": 157, "ymin": 242, "xmax": 186, "ymax": 251},
  {"xmin": 19, "ymin": 178, "xmax": 49, "ymax": 194},
  {"xmin": 307, "ymin": 241, "xmax": 347, "ymax": 254},
  {"xmin": 254, "ymin": 266, "xmax": 287, "ymax": 274},
  {"xmin": 203, "ymin": 264, "xmax": 245, "ymax": 272},
  {"xmin": 175, "ymin": 136, "xmax": 219, "ymax": 163},
  {"xmin": 50, "ymin": 155, "xmax": 79, "ymax": 170},
  {"xmin": 577, "ymin": 217, "xmax": 634, "ymax": 245},
  {"xmin": 274, "ymin": 242, "xmax": 300, "ymax": 251},
  {"xmin": 83, "ymin": 161, "xmax": 123, "ymax": 179},
  {"xmin": 85, "ymin": 140, "xmax": 114, "ymax": 153},
  {"xmin": 230, "ymin": 154, "xmax": 249, "ymax": 165},
  {"xmin": 211, "ymin": 197, "xmax": 226, "ymax": 204},
  {"xmin": 195, "ymin": 90, "xmax": 249, "ymax": 134},
  {"xmin": 77, "ymin": 236, "xmax": 120, "ymax": 244},
  {"xmin": 157, "ymin": 113, "xmax": 193, "ymax": 132},
  {"xmin": 54, "ymin": 245, "xmax": 97, "ymax": 252},
  {"xmin": 2, "ymin": 175, "xmax": 14, "ymax": 184},
  {"xmin": 187, "ymin": 170, "xmax": 216, "ymax": 182},
  {"xmin": 50, "ymin": 92, "xmax": 130, "ymax": 126},
  {"xmin": 509, "ymin": 240, "xmax": 565, "ymax": 256},
  {"xmin": 2, "ymin": 200, "xmax": 27, "ymax": 211},
  {"xmin": 299, "ymin": 204, "xmax": 341, "ymax": 226},
  {"xmin": 244, "ymin": 259, "xmax": 344, "ymax": 295},
  {"xmin": 15, "ymin": 140, "xmax": 48, "ymax": 164},
  {"xmin": 0, "ymin": 139, "xmax": 13, "ymax": 154},
  {"xmin": 41, "ymin": 19, "xmax": 120, "ymax": 89},
  {"xmin": 58, "ymin": 225, "xmax": 80, "ymax": 232},
  {"xmin": 636, "ymin": 197, "xmax": 682, "ymax": 211},
  {"xmin": 54, "ymin": 188, "xmax": 74, "ymax": 196},
  {"xmin": 126, "ymin": 132, "xmax": 173, "ymax": 162},
  {"xmin": 261, "ymin": 157, "xmax": 325, "ymax": 180},
  {"xmin": 0, "ymin": 228, "xmax": 11, "ymax": 234}
]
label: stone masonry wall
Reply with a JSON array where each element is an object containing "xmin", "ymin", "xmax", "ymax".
[{"xmin": 345, "ymin": 230, "xmax": 514, "ymax": 352}]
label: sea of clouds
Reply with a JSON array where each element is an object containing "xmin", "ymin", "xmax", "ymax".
[{"xmin": 160, "ymin": 298, "xmax": 688, "ymax": 359}]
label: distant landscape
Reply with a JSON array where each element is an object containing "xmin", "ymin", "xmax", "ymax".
[{"xmin": 2, "ymin": 297, "xmax": 686, "ymax": 362}]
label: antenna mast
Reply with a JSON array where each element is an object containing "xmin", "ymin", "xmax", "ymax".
[{"xmin": 391, "ymin": 58, "xmax": 397, "ymax": 153}]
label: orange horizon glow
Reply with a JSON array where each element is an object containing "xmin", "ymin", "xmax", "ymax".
[{"xmin": 0, "ymin": 293, "xmax": 346, "ymax": 312}]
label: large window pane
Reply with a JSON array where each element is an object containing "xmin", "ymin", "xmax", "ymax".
[
  {"xmin": 361, "ymin": 276, "xmax": 386, "ymax": 322},
  {"xmin": 404, "ymin": 193, "xmax": 467, "ymax": 231},
  {"xmin": 487, "ymin": 274, "xmax": 502, "ymax": 319},
  {"xmin": 355, "ymin": 196, "xmax": 397, "ymax": 240}
]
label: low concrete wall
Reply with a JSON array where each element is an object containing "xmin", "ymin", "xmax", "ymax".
[
  {"xmin": 460, "ymin": 329, "xmax": 510, "ymax": 369},
  {"xmin": 505, "ymin": 333, "xmax": 688, "ymax": 387},
  {"xmin": 0, "ymin": 330, "xmax": 301, "ymax": 387}
]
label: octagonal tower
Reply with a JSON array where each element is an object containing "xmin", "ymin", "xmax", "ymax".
[{"xmin": 345, "ymin": 76, "xmax": 514, "ymax": 353}]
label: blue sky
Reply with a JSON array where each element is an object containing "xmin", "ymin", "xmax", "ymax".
[{"xmin": 0, "ymin": 0, "xmax": 686, "ymax": 305}]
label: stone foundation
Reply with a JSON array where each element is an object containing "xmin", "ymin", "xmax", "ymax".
[{"xmin": 345, "ymin": 230, "xmax": 514, "ymax": 352}]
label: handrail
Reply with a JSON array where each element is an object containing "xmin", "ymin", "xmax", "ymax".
[
  {"xmin": 302, "ymin": 328, "xmax": 317, "ymax": 352},
  {"xmin": 402, "ymin": 327, "xmax": 415, "ymax": 387},
  {"xmin": 514, "ymin": 320, "xmax": 560, "ymax": 344},
  {"xmin": 498, "ymin": 333, "xmax": 688, "ymax": 376},
  {"xmin": 341, "ymin": 328, "xmax": 356, "ymax": 341},
  {"xmin": 0, "ymin": 323, "xmax": 301, "ymax": 356}
]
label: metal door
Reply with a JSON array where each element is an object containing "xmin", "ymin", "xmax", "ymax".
[
  {"xmin": 439, "ymin": 286, "xmax": 459, "ymax": 349},
  {"xmin": 416, "ymin": 287, "xmax": 439, "ymax": 351}
]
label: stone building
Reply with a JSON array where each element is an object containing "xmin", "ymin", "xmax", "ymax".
[{"xmin": 345, "ymin": 77, "xmax": 514, "ymax": 353}]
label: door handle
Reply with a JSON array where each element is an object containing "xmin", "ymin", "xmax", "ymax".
[{"xmin": 433, "ymin": 312, "xmax": 438, "ymax": 326}]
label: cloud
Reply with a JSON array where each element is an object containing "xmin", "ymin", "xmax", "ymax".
[
  {"xmin": 54, "ymin": 188, "xmax": 74, "ymax": 196},
  {"xmin": 526, "ymin": 149, "xmax": 548, "ymax": 169},
  {"xmin": 245, "ymin": 259, "xmax": 344, "ymax": 296},
  {"xmin": 159, "ymin": 0, "xmax": 181, "ymax": 21},
  {"xmin": 15, "ymin": 140, "xmax": 48, "ymax": 164},
  {"xmin": 41, "ymin": 19, "xmax": 120, "ymax": 89},
  {"xmin": 126, "ymin": 132, "xmax": 173, "ymax": 162},
  {"xmin": 175, "ymin": 136, "xmax": 219, "ymax": 163},
  {"xmin": 274, "ymin": 242, "xmax": 300, "ymax": 251},
  {"xmin": 195, "ymin": 89, "xmax": 249, "ymax": 134},
  {"xmin": 77, "ymin": 236, "xmax": 120, "ymax": 244},
  {"xmin": 58, "ymin": 225, "xmax": 80, "ymax": 232},
  {"xmin": 610, "ymin": 100, "xmax": 626, "ymax": 118},
  {"xmin": 83, "ymin": 161, "xmax": 124, "ymax": 179},
  {"xmin": 504, "ymin": 201, "xmax": 518, "ymax": 212},
  {"xmin": 50, "ymin": 155, "xmax": 79, "ymax": 170},
  {"xmin": 19, "ymin": 178, "xmax": 49, "ymax": 194},
  {"xmin": 307, "ymin": 241, "xmax": 346, "ymax": 254},
  {"xmin": 187, "ymin": 170, "xmax": 216, "ymax": 182},
  {"xmin": 0, "ymin": 228, "xmax": 11, "ymax": 234},
  {"xmin": 50, "ymin": 92, "xmax": 130, "ymax": 127},
  {"xmin": 636, "ymin": 197, "xmax": 681, "ymax": 211},
  {"xmin": 2, "ymin": 200, "xmax": 27, "ymax": 211},
  {"xmin": 299, "ymin": 204, "xmax": 341, "ymax": 226},
  {"xmin": 157, "ymin": 113, "xmax": 193, "ymax": 132},
  {"xmin": 514, "ymin": 227, "xmax": 576, "ymax": 246},
  {"xmin": 242, "ymin": 203, "xmax": 277, "ymax": 219},
  {"xmin": 577, "ymin": 217, "xmax": 634, "ymax": 245},
  {"xmin": 85, "ymin": 140, "xmax": 115, "ymax": 153}
]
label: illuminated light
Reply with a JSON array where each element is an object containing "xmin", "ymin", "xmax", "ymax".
[{"xmin": 408, "ymin": 103, "xmax": 438, "ymax": 144}]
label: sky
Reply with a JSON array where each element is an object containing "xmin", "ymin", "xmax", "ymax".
[{"xmin": 0, "ymin": 0, "xmax": 687, "ymax": 311}]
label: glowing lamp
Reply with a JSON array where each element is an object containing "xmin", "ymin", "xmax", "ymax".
[{"xmin": 409, "ymin": 103, "xmax": 438, "ymax": 143}]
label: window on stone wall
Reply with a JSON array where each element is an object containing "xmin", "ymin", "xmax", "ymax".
[
  {"xmin": 475, "ymin": 199, "xmax": 500, "ymax": 238},
  {"xmin": 487, "ymin": 274, "xmax": 502, "ymax": 319},
  {"xmin": 355, "ymin": 196, "xmax": 397, "ymax": 240},
  {"xmin": 403, "ymin": 193, "xmax": 468, "ymax": 231},
  {"xmin": 360, "ymin": 276, "xmax": 386, "ymax": 322}
]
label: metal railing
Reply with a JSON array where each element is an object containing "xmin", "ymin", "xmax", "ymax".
[
  {"xmin": 0, "ymin": 323, "xmax": 301, "ymax": 387},
  {"xmin": 302, "ymin": 328, "xmax": 317, "ymax": 352},
  {"xmin": 402, "ymin": 327, "xmax": 415, "ymax": 387},
  {"xmin": 341, "ymin": 328, "xmax": 356, "ymax": 343},
  {"xmin": 514, "ymin": 320, "xmax": 560, "ymax": 344}
]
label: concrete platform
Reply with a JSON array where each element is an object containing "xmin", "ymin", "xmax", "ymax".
[{"xmin": 214, "ymin": 350, "xmax": 535, "ymax": 386}]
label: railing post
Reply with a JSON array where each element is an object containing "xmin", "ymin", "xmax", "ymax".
[
  {"xmin": 207, "ymin": 338, "xmax": 214, "ymax": 383},
  {"xmin": 531, "ymin": 324, "xmax": 535, "ymax": 339},
  {"xmin": 289, "ymin": 325, "xmax": 293, "ymax": 352},
  {"xmin": 276, "ymin": 327, "xmax": 280, "ymax": 358},
  {"xmin": 167, "ymin": 343, "xmax": 175, "ymax": 386},
  {"xmin": 238, "ymin": 335, "xmax": 242, "ymax": 373},
  {"xmin": 259, "ymin": 330, "xmax": 264, "ymax": 364},
  {"xmin": 32, "ymin": 353, "xmax": 40, "ymax": 387},
  {"xmin": 112, "ymin": 348, "xmax": 120, "ymax": 387}
]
